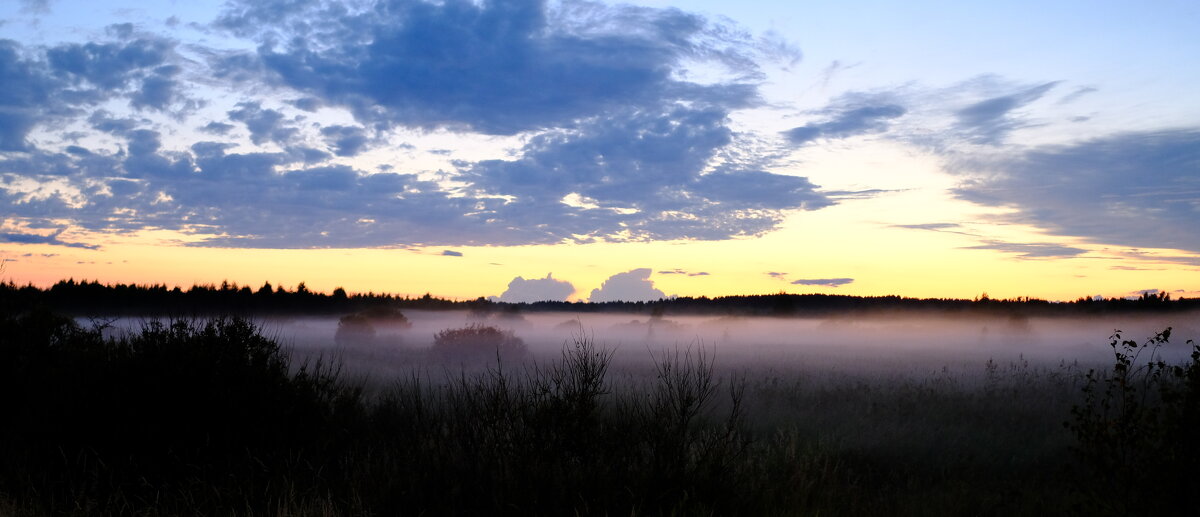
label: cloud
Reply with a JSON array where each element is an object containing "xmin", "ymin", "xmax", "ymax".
[
  {"xmin": 20, "ymin": 0, "xmax": 52, "ymax": 14},
  {"xmin": 227, "ymin": 102, "xmax": 298, "ymax": 146},
  {"xmin": 953, "ymin": 129, "xmax": 1200, "ymax": 253},
  {"xmin": 790, "ymin": 278, "xmax": 854, "ymax": 287},
  {"xmin": 658, "ymin": 269, "xmax": 709, "ymax": 276},
  {"xmin": 892, "ymin": 223, "xmax": 960, "ymax": 231},
  {"xmin": 320, "ymin": 125, "xmax": 369, "ymax": 157},
  {"xmin": 0, "ymin": 228, "xmax": 99, "ymax": 249},
  {"xmin": 890, "ymin": 222, "xmax": 979, "ymax": 237},
  {"xmin": 201, "ymin": 121, "xmax": 235, "ymax": 135},
  {"xmin": 1109, "ymin": 265, "xmax": 1162, "ymax": 271},
  {"xmin": 441, "ymin": 250, "xmax": 462, "ymax": 257},
  {"xmin": 130, "ymin": 65, "xmax": 183, "ymax": 111},
  {"xmin": 954, "ymin": 81, "xmax": 1056, "ymax": 144},
  {"xmin": 215, "ymin": 0, "xmax": 763, "ymax": 135},
  {"xmin": 1057, "ymin": 86, "xmax": 1097, "ymax": 105},
  {"xmin": 465, "ymin": 105, "xmax": 831, "ymax": 242},
  {"xmin": 782, "ymin": 104, "xmax": 906, "ymax": 146},
  {"xmin": 497, "ymin": 273, "xmax": 575, "ymax": 303},
  {"xmin": 793, "ymin": 77, "xmax": 1073, "ymax": 152},
  {"xmin": 961, "ymin": 240, "xmax": 1087, "ymax": 259},
  {"xmin": 0, "ymin": 36, "xmax": 178, "ymax": 151},
  {"xmin": 46, "ymin": 37, "xmax": 172, "ymax": 90},
  {"xmin": 589, "ymin": 268, "xmax": 665, "ymax": 302},
  {"xmin": 0, "ymin": 2, "xmax": 835, "ymax": 249}
]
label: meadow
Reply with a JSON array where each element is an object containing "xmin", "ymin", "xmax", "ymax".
[{"xmin": 2, "ymin": 307, "xmax": 1197, "ymax": 516}]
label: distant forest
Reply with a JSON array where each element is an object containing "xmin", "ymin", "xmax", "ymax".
[{"xmin": 2, "ymin": 279, "xmax": 1197, "ymax": 318}]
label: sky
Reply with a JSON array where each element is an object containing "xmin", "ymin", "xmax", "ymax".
[{"xmin": 1, "ymin": 0, "xmax": 1198, "ymax": 302}]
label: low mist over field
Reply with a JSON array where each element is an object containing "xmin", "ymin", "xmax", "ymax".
[{"xmin": 200, "ymin": 310, "xmax": 1200, "ymax": 381}]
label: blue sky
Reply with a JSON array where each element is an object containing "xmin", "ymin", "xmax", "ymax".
[{"xmin": 1, "ymin": 0, "xmax": 1198, "ymax": 301}]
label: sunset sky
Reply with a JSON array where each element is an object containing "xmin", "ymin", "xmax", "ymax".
[{"xmin": 1, "ymin": 0, "xmax": 1198, "ymax": 302}]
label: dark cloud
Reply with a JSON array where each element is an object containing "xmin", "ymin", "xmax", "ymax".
[
  {"xmin": 782, "ymin": 104, "xmax": 906, "ymax": 146},
  {"xmin": 954, "ymin": 82, "xmax": 1056, "ymax": 144},
  {"xmin": 588, "ymin": 268, "xmax": 665, "ymax": 302},
  {"xmin": 441, "ymin": 249, "xmax": 462, "ymax": 257},
  {"xmin": 289, "ymin": 97, "xmax": 322, "ymax": 112},
  {"xmin": 954, "ymin": 129, "xmax": 1200, "ymax": 253},
  {"xmin": 320, "ymin": 125, "xmax": 369, "ymax": 157},
  {"xmin": 790, "ymin": 278, "xmax": 854, "ymax": 287},
  {"xmin": 497, "ymin": 273, "xmax": 575, "ymax": 303},
  {"xmin": 88, "ymin": 111, "xmax": 140, "ymax": 135},
  {"xmin": 227, "ymin": 102, "xmax": 298, "ymax": 146},
  {"xmin": 215, "ymin": 0, "xmax": 761, "ymax": 134},
  {"xmin": 0, "ymin": 40, "xmax": 61, "ymax": 151},
  {"xmin": 46, "ymin": 38, "xmax": 172, "ymax": 90},
  {"xmin": 0, "ymin": 228, "xmax": 99, "ymax": 249},
  {"xmin": 130, "ymin": 65, "xmax": 182, "ymax": 111},
  {"xmin": 201, "ymin": 121, "xmax": 235, "ymax": 135}
]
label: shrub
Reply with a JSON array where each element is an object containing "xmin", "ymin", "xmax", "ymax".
[
  {"xmin": 431, "ymin": 323, "xmax": 529, "ymax": 361},
  {"xmin": 335, "ymin": 313, "xmax": 377, "ymax": 344},
  {"xmin": 1066, "ymin": 327, "xmax": 1199, "ymax": 514},
  {"xmin": 357, "ymin": 306, "xmax": 413, "ymax": 329},
  {"xmin": 0, "ymin": 314, "xmax": 362, "ymax": 515}
]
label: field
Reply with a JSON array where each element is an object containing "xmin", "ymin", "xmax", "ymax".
[{"xmin": 2, "ymin": 308, "xmax": 1198, "ymax": 516}]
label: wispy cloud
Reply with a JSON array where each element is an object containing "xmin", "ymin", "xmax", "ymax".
[
  {"xmin": 961, "ymin": 240, "xmax": 1087, "ymax": 259},
  {"xmin": 782, "ymin": 104, "xmax": 906, "ymax": 146},
  {"xmin": 0, "ymin": 229, "xmax": 99, "ymax": 249},
  {"xmin": 658, "ymin": 269, "xmax": 710, "ymax": 277},
  {"xmin": 953, "ymin": 129, "xmax": 1200, "ymax": 253},
  {"xmin": 790, "ymin": 278, "xmax": 854, "ymax": 287}
]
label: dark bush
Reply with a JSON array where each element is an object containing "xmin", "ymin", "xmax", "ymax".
[
  {"xmin": 335, "ymin": 313, "xmax": 377, "ymax": 344},
  {"xmin": 357, "ymin": 306, "xmax": 413, "ymax": 329},
  {"xmin": 0, "ymin": 312, "xmax": 361, "ymax": 515},
  {"xmin": 1067, "ymin": 327, "xmax": 1199, "ymax": 515},
  {"xmin": 431, "ymin": 323, "xmax": 529, "ymax": 361}
]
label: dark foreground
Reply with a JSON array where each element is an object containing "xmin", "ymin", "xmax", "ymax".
[{"xmin": 1, "ymin": 310, "xmax": 1197, "ymax": 516}]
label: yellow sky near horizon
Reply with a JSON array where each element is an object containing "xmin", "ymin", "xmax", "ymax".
[{"xmin": 5, "ymin": 198, "xmax": 1198, "ymax": 302}]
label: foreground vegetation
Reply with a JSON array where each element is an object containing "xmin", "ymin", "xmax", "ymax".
[{"xmin": 1, "ymin": 309, "xmax": 1196, "ymax": 516}]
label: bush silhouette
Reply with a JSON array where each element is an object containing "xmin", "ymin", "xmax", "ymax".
[
  {"xmin": 335, "ymin": 313, "xmax": 377, "ymax": 344},
  {"xmin": 1067, "ymin": 327, "xmax": 1199, "ymax": 514},
  {"xmin": 431, "ymin": 323, "xmax": 528, "ymax": 361},
  {"xmin": 357, "ymin": 306, "xmax": 413, "ymax": 329}
]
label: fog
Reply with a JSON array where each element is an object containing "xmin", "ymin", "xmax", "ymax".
[
  {"xmin": 87, "ymin": 310, "xmax": 1200, "ymax": 384},
  {"xmin": 251, "ymin": 310, "xmax": 1200, "ymax": 383}
]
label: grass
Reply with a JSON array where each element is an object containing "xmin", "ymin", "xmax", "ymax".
[{"xmin": 1, "ymin": 309, "xmax": 1197, "ymax": 516}]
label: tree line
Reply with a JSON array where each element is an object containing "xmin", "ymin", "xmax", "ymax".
[{"xmin": 2, "ymin": 278, "xmax": 1195, "ymax": 317}]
